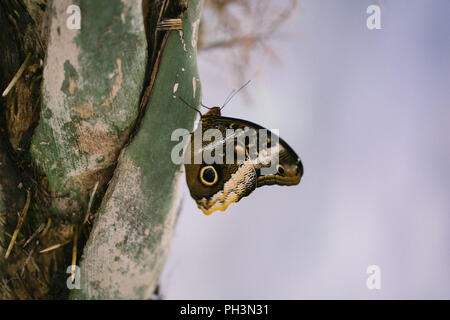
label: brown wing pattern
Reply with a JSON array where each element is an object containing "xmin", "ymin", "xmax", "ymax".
[{"xmin": 184, "ymin": 107, "xmax": 303, "ymax": 215}]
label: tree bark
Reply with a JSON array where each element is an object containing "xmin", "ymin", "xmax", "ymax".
[
  {"xmin": 71, "ymin": 0, "xmax": 202, "ymax": 300},
  {"xmin": 0, "ymin": 0, "xmax": 203, "ymax": 299},
  {"xmin": 30, "ymin": 0, "xmax": 148, "ymax": 219}
]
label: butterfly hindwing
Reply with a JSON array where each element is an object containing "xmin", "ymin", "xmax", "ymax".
[{"xmin": 184, "ymin": 107, "xmax": 303, "ymax": 215}]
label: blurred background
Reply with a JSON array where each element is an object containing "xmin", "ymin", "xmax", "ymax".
[{"xmin": 162, "ymin": 0, "xmax": 450, "ymax": 299}]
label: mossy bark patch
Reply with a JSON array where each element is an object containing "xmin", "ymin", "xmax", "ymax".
[{"xmin": 30, "ymin": 0, "xmax": 147, "ymax": 219}]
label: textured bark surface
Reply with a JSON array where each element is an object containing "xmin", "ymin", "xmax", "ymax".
[
  {"xmin": 1, "ymin": 0, "xmax": 202, "ymax": 299},
  {"xmin": 30, "ymin": 0, "xmax": 148, "ymax": 219},
  {"xmin": 71, "ymin": 0, "xmax": 202, "ymax": 299}
]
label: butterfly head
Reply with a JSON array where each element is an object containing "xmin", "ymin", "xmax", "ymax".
[{"xmin": 203, "ymin": 106, "xmax": 222, "ymax": 117}]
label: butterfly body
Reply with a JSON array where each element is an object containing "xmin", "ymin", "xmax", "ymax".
[{"xmin": 184, "ymin": 107, "xmax": 303, "ymax": 215}]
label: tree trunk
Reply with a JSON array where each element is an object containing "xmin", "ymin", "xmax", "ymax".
[{"xmin": 0, "ymin": 0, "xmax": 202, "ymax": 299}]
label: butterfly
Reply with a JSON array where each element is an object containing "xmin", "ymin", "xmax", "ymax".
[{"xmin": 181, "ymin": 84, "xmax": 303, "ymax": 215}]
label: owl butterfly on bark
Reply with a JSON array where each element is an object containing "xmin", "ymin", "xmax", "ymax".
[{"xmin": 181, "ymin": 82, "xmax": 303, "ymax": 215}]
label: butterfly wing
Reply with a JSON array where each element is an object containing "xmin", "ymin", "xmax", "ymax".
[
  {"xmin": 184, "ymin": 117, "xmax": 257, "ymax": 214},
  {"xmin": 211, "ymin": 116, "xmax": 303, "ymax": 188},
  {"xmin": 185, "ymin": 161, "xmax": 257, "ymax": 215},
  {"xmin": 184, "ymin": 111, "xmax": 303, "ymax": 215}
]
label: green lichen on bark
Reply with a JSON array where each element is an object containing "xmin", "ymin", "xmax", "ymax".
[
  {"xmin": 71, "ymin": 0, "xmax": 203, "ymax": 299},
  {"xmin": 30, "ymin": 0, "xmax": 147, "ymax": 219}
]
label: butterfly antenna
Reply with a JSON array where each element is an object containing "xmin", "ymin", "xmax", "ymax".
[
  {"xmin": 221, "ymin": 80, "xmax": 251, "ymax": 110},
  {"xmin": 178, "ymin": 96, "xmax": 202, "ymax": 116},
  {"xmin": 221, "ymin": 89, "xmax": 236, "ymax": 108},
  {"xmin": 200, "ymin": 102, "xmax": 212, "ymax": 110}
]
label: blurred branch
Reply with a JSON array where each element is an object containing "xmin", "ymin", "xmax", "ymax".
[
  {"xmin": 197, "ymin": 0, "xmax": 297, "ymax": 90},
  {"xmin": 200, "ymin": 0, "xmax": 296, "ymax": 51}
]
